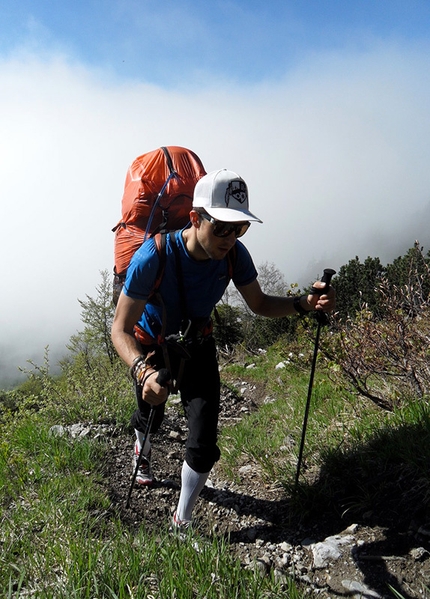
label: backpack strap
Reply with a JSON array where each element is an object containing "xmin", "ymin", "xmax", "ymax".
[
  {"xmin": 152, "ymin": 232, "xmax": 167, "ymax": 294},
  {"xmin": 151, "ymin": 231, "xmax": 189, "ymax": 329},
  {"xmin": 169, "ymin": 233, "xmax": 191, "ymax": 336},
  {"xmin": 213, "ymin": 243, "xmax": 237, "ymax": 325},
  {"xmin": 151, "ymin": 232, "xmax": 189, "ymax": 324},
  {"xmin": 226, "ymin": 244, "xmax": 237, "ymax": 282},
  {"xmin": 151, "ymin": 230, "xmax": 189, "ymax": 391},
  {"xmin": 149, "ymin": 231, "xmax": 238, "ymax": 336}
]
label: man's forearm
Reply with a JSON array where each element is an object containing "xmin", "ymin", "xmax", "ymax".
[
  {"xmin": 111, "ymin": 294, "xmax": 147, "ymax": 367},
  {"xmin": 112, "ymin": 327, "xmax": 143, "ymax": 367},
  {"xmin": 253, "ymin": 294, "xmax": 311, "ymax": 318}
]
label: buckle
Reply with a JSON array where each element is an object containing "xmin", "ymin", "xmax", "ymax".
[{"xmin": 179, "ymin": 319, "xmax": 191, "ymax": 342}]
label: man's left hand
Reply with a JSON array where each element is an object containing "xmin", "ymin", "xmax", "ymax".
[{"xmin": 307, "ymin": 282, "xmax": 336, "ymax": 312}]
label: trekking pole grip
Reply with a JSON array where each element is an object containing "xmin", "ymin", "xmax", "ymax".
[
  {"xmin": 321, "ymin": 267, "xmax": 336, "ymax": 288},
  {"xmin": 156, "ymin": 368, "xmax": 171, "ymax": 387},
  {"xmin": 312, "ymin": 268, "xmax": 336, "ymax": 325},
  {"xmin": 311, "ymin": 268, "xmax": 336, "ymax": 295}
]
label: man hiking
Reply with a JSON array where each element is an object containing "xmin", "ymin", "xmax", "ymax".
[{"xmin": 111, "ymin": 168, "xmax": 336, "ymax": 530}]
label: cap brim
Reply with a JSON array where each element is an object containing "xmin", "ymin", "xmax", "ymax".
[{"xmin": 204, "ymin": 206, "xmax": 263, "ymax": 223}]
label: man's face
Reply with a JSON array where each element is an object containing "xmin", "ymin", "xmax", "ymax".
[{"xmin": 196, "ymin": 217, "xmax": 238, "ymax": 260}]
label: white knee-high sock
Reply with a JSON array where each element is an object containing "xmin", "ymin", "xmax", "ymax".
[
  {"xmin": 135, "ymin": 428, "xmax": 151, "ymax": 456},
  {"xmin": 176, "ymin": 461, "xmax": 210, "ymax": 522}
]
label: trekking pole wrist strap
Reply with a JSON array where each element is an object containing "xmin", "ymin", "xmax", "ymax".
[{"xmin": 293, "ymin": 295, "xmax": 311, "ymax": 316}]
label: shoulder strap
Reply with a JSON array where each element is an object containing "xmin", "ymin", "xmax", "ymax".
[
  {"xmin": 170, "ymin": 232, "xmax": 189, "ymax": 327},
  {"xmin": 153, "ymin": 233, "xmax": 235, "ymax": 336},
  {"xmin": 213, "ymin": 245, "xmax": 237, "ymax": 326},
  {"xmin": 152, "ymin": 231, "xmax": 189, "ymax": 325},
  {"xmin": 152, "ymin": 232, "xmax": 167, "ymax": 294},
  {"xmin": 226, "ymin": 244, "xmax": 237, "ymax": 282}
]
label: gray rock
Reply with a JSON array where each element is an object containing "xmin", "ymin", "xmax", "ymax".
[
  {"xmin": 342, "ymin": 579, "xmax": 382, "ymax": 598},
  {"xmin": 49, "ymin": 425, "xmax": 65, "ymax": 437},
  {"xmin": 312, "ymin": 535, "xmax": 355, "ymax": 569}
]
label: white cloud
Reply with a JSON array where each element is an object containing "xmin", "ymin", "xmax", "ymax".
[{"xmin": 1, "ymin": 41, "xmax": 430, "ymax": 385}]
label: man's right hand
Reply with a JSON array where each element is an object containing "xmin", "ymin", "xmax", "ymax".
[{"xmin": 141, "ymin": 369, "xmax": 171, "ymax": 406}]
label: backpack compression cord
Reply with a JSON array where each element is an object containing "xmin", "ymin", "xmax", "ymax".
[{"xmin": 143, "ymin": 147, "xmax": 178, "ymax": 242}]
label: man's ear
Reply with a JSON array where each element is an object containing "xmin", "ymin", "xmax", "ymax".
[{"xmin": 189, "ymin": 209, "xmax": 201, "ymax": 228}]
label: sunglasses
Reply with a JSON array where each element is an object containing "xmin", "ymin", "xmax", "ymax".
[{"xmin": 200, "ymin": 212, "xmax": 250, "ymax": 238}]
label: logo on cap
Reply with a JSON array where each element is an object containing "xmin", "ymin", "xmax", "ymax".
[{"xmin": 225, "ymin": 180, "xmax": 247, "ymax": 207}]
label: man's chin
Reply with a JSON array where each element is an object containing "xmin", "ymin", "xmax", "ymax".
[
  {"xmin": 202, "ymin": 243, "xmax": 234, "ymax": 261},
  {"xmin": 213, "ymin": 248, "xmax": 231, "ymax": 260}
]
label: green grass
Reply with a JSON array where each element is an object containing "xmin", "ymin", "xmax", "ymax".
[
  {"xmin": 0, "ymin": 414, "xmax": 290, "ymax": 598},
  {"xmin": 219, "ymin": 356, "xmax": 359, "ymax": 485},
  {"xmin": 218, "ymin": 355, "xmax": 430, "ymax": 523}
]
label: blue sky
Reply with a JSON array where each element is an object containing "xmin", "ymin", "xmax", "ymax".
[
  {"xmin": 2, "ymin": 1, "xmax": 430, "ymax": 86},
  {"xmin": 1, "ymin": 1, "xmax": 430, "ymax": 384}
]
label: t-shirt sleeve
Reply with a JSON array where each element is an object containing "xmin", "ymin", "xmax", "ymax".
[
  {"xmin": 232, "ymin": 240, "xmax": 258, "ymax": 287},
  {"xmin": 123, "ymin": 239, "xmax": 161, "ymax": 300}
]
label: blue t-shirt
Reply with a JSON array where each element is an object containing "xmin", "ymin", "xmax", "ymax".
[{"xmin": 123, "ymin": 228, "xmax": 258, "ymax": 339}]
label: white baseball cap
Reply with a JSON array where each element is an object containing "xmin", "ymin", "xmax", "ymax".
[{"xmin": 193, "ymin": 169, "xmax": 263, "ymax": 223}]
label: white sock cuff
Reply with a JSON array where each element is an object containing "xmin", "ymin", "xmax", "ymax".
[
  {"xmin": 135, "ymin": 429, "xmax": 151, "ymax": 455},
  {"xmin": 176, "ymin": 461, "xmax": 210, "ymax": 522}
]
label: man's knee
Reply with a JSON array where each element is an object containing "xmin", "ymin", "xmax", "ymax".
[
  {"xmin": 130, "ymin": 407, "xmax": 164, "ymax": 434},
  {"xmin": 185, "ymin": 445, "xmax": 221, "ymax": 473}
]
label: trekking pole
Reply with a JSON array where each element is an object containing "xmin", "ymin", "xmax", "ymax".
[
  {"xmin": 294, "ymin": 268, "xmax": 336, "ymax": 491},
  {"xmin": 126, "ymin": 368, "xmax": 171, "ymax": 508}
]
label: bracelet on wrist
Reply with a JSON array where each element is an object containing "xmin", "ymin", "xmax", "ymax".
[
  {"xmin": 293, "ymin": 295, "xmax": 310, "ymax": 316},
  {"xmin": 130, "ymin": 356, "xmax": 151, "ymax": 383}
]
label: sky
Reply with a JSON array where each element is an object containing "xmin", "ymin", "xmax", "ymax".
[{"xmin": 1, "ymin": 0, "xmax": 430, "ymax": 386}]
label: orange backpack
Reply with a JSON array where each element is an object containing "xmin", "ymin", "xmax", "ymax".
[{"xmin": 112, "ymin": 146, "xmax": 206, "ymax": 303}]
